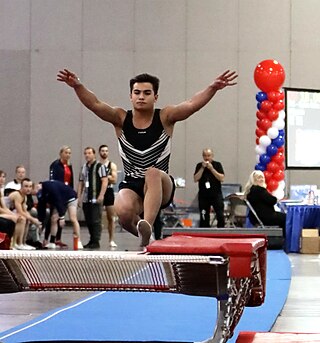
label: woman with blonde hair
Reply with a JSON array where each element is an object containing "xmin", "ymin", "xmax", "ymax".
[
  {"xmin": 244, "ymin": 170, "xmax": 286, "ymax": 233},
  {"xmin": 50, "ymin": 146, "xmax": 74, "ymax": 188},
  {"xmin": 47, "ymin": 145, "xmax": 74, "ymax": 247}
]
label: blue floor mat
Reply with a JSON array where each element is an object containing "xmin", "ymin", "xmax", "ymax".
[{"xmin": 0, "ymin": 250, "xmax": 291, "ymax": 343}]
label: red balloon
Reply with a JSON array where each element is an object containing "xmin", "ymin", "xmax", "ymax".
[
  {"xmin": 267, "ymin": 91, "xmax": 278, "ymax": 103},
  {"xmin": 274, "ymin": 100, "xmax": 285, "ymax": 111},
  {"xmin": 267, "ymin": 109, "xmax": 279, "ymax": 121},
  {"xmin": 264, "ymin": 170, "xmax": 273, "ymax": 183},
  {"xmin": 273, "ymin": 169, "xmax": 285, "ymax": 181},
  {"xmin": 267, "ymin": 179, "xmax": 279, "ymax": 192},
  {"xmin": 267, "ymin": 161, "xmax": 280, "ymax": 173},
  {"xmin": 254, "ymin": 60, "xmax": 286, "ymax": 92},
  {"xmin": 260, "ymin": 100, "xmax": 273, "ymax": 113},
  {"xmin": 256, "ymin": 128, "xmax": 265, "ymax": 138},
  {"xmin": 260, "ymin": 118, "xmax": 272, "ymax": 131},
  {"xmin": 256, "ymin": 110, "xmax": 266, "ymax": 120},
  {"xmin": 278, "ymin": 146, "xmax": 285, "ymax": 153},
  {"xmin": 277, "ymin": 89, "xmax": 285, "ymax": 100},
  {"xmin": 256, "ymin": 137, "xmax": 259, "ymax": 145},
  {"xmin": 257, "ymin": 119, "xmax": 268, "ymax": 130},
  {"xmin": 272, "ymin": 151, "xmax": 285, "ymax": 164}
]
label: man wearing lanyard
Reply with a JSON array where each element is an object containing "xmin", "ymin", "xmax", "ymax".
[
  {"xmin": 194, "ymin": 148, "xmax": 225, "ymax": 228},
  {"xmin": 78, "ymin": 147, "xmax": 108, "ymax": 249}
]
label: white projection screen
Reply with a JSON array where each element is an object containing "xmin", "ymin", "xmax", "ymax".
[{"xmin": 285, "ymin": 87, "xmax": 320, "ymax": 169}]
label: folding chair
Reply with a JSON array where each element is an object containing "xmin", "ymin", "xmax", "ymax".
[
  {"xmin": 244, "ymin": 199, "xmax": 266, "ymax": 228},
  {"xmin": 244, "ymin": 199, "xmax": 284, "ymax": 249},
  {"xmin": 226, "ymin": 194, "xmax": 247, "ymax": 228}
]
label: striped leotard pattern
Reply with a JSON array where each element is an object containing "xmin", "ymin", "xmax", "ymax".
[{"xmin": 118, "ymin": 109, "xmax": 171, "ymax": 179}]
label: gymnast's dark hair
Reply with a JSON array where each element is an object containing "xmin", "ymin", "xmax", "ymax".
[{"xmin": 130, "ymin": 73, "xmax": 160, "ymax": 95}]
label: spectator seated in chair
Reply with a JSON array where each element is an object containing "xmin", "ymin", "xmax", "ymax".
[{"xmin": 243, "ymin": 170, "xmax": 286, "ymax": 236}]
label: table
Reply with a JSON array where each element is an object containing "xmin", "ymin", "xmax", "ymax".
[{"xmin": 285, "ymin": 205, "xmax": 320, "ymax": 253}]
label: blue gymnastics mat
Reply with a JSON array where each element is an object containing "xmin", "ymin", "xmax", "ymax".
[{"xmin": 0, "ymin": 250, "xmax": 291, "ymax": 343}]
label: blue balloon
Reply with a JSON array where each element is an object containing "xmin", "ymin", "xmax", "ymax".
[
  {"xmin": 266, "ymin": 144, "xmax": 278, "ymax": 157},
  {"xmin": 260, "ymin": 154, "xmax": 271, "ymax": 165},
  {"xmin": 255, "ymin": 163, "xmax": 266, "ymax": 171},
  {"xmin": 257, "ymin": 102, "xmax": 261, "ymax": 110},
  {"xmin": 278, "ymin": 129, "xmax": 285, "ymax": 136},
  {"xmin": 272, "ymin": 136, "xmax": 285, "ymax": 147},
  {"xmin": 256, "ymin": 91, "xmax": 268, "ymax": 102}
]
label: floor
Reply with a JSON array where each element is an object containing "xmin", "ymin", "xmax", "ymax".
[
  {"xmin": 272, "ymin": 253, "xmax": 320, "ymax": 332},
  {"xmin": 0, "ymin": 224, "xmax": 320, "ymax": 337}
]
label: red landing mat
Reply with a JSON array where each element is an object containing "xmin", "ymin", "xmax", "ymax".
[
  {"xmin": 237, "ymin": 332, "xmax": 320, "ymax": 342},
  {"xmin": 26, "ymin": 341, "xmax": 189, "ymax": 343}
]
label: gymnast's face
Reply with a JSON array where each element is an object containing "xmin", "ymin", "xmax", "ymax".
[{"xmin": 130, "ymin": 82, "xmax": 158, "ymax": 111}]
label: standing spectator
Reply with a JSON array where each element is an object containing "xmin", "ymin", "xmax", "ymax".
[
  {"xmin": 36, "ymin": 181, "xmax": 83, "ymax": 249},
  {"xmin": 48, "ymin": 145, "xmax": 74, "ymax": 247},
  {"xmin": 194, "ymin": 148, "xmax": 225, "ymax": 228},
  {"xmin": 78, "ymin": 147, "xmax": 108, "ymax": 249},
  {"xmin": 99, "ymin": 144, "xmax": 118, "ymax": 248},
  {"xmin": 50, "ymin": 145, "xmax": 74, "ymax": 187}
]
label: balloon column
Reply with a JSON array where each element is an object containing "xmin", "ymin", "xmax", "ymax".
[{"xmin": 254, "ymin": 59, "xmax": 286, "ymax": 199}]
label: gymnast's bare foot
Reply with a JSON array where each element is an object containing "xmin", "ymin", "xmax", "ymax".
[{"xmin": 137, "ymin": 219, "xmax": 152, "ymax": 247}]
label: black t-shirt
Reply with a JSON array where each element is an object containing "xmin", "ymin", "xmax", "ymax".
[{"xmin": 194, "ymin": 160, "xmax": 224, "ymax": 197}]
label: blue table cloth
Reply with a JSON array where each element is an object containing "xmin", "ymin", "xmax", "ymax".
[{"xmin": 285, "ymin": 205, "xmax": 320, "ymax": 253}]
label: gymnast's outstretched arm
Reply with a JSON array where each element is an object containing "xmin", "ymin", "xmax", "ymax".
[
  {"xmin": 57, "ymin": 68, "xmax": 125, "ymax": 131},
  {"xmin": 162, "ymin": 70, "xmax": 238, "ymax": 125}
]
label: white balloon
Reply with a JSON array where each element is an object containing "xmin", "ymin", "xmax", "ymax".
[
  {"xmin": 256, "ymin": 154, "xmax": 261, "ymax": 163},
  {"xmin": 272, "ymin": 188, "xmax": 285, "ymax": 200},
  {"xmin": 255, "ymin": 144, "xmax": 266, "ymax": 155},
  {"xmin": 279, "ymin": 110, "xmax": 286, "ymax": 120},
  {"xmin": 259, "ymin": 135, "xmax": 272, "ymax": 147},
  {"xmin": 279, "ymin": 180, "xmax": 286, "ymax": 190},
  {"xmin": 272, "ymin": 118, "xmax": 285, "ymax": 130},
  {"xmin": 267, "ymin": 127, "xmax": 279, "ymax": 139}
]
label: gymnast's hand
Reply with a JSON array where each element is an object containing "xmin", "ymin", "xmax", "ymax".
[
  {"xmin": 57, "ymin": 68, "xmax": 82, "ymax": 88},
  {"xmin": 212, "ymin": 70, "xmax": 238, "ymax": 90}
]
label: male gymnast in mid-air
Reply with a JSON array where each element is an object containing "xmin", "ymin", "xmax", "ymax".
[{"xmin": 57, "ymin": 68, "xmax": 237, "ymax": 248}]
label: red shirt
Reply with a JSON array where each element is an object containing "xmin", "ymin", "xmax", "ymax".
[{"xmin": 63, "ymin": 164, "xmax": 72, "ymax": 186}]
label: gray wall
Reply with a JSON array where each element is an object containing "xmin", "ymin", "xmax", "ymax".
[{"xmin": 1, "ymin": 0, "xmax": 319, "ymax": 204}]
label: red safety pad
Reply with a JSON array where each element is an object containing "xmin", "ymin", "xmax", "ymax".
[
  {"xmin": 0, "ymin": 232, "xmax": 10, "ymax": 250},
  {"xmin": 237, "ymin": 332, "xmax": 320, "ymax": 342},
  {"xmin": 147, "ymin": 233, "xmax": 267, "ymax": 278}
]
